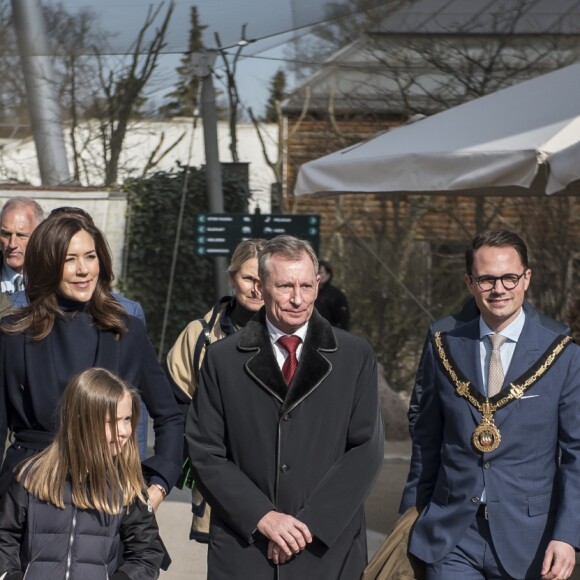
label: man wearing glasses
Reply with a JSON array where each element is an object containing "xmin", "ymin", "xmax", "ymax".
[
  {"xmin": 408, "ymin": 255, "xmax": 569, "ymax": 436},
  {"xmin": 400, "ymin": 229, "xmax": 580, "ymax": 580}
]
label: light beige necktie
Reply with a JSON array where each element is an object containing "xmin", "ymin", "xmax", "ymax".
[{"xmin": 487, "ymin": 334, "xmax": 507, "ymax": 397}]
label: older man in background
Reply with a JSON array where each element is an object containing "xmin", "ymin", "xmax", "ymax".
[{"xmin": 0, "ymin": 197, "xmax": 43, "ymax": 294}]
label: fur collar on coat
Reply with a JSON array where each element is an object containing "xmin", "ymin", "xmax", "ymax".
[{"xmin": 237, "ymin": 308, "xmax": 338, "ymax": 412}]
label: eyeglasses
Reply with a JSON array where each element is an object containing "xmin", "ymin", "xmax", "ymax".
[
  {"xmin": 470, "ymin": 272, "xmax": 526, "ymax": 292},
  {"xmin": 49, "ymin": 206, "xmax": 94, "ymax": 223}
]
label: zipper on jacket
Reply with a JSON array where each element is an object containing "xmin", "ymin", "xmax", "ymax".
[{"xmin": 65, "ymin": 507, "xmax": 77, "ymax": 580}]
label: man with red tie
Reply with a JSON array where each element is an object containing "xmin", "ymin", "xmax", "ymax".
[{"xmin": 186, "ymin": 235, "xmax": 384, "ymax": 580}]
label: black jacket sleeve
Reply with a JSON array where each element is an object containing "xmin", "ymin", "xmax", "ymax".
[
  {"xmin": 116, "ymin": 497, "xmax": 169, "ymax": 579},
  {"xmin": 0, "ymin": 478, "xmax": 28, "ymax": 576}
]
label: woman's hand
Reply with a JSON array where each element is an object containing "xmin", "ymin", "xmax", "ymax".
[{"xmin": 147, "ymin": 484, "xmax": 166, "ymax": 512}]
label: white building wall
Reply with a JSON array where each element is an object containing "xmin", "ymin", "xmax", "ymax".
[{"xmin": 0, "ymin": 119, "xmax": 278, "ymax": 213}]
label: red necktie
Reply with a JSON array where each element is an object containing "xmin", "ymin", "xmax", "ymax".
[{"xmin": 277, "ymin": 335, "xmax": 302, "ymax": 385}]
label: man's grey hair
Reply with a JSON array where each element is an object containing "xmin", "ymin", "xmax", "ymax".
[
  {"xmin": 0, "ymin": 197, "xmax": 44, "ymax": 225},
  {"xmin": 258, "ymin": 235, "xmax": 319, "ymax": 281}
]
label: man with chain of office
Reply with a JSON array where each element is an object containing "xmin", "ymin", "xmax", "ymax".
[{"xmin": 400, "ymin": 229, "xmax": 580, "ymax": 580}]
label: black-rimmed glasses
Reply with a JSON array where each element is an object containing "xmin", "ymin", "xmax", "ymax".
[{"xmin": 470, "ymin": 272, "xmax": 526, "ymax": 291}]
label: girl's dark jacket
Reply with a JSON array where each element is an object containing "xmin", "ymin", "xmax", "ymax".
[{"xmin": 0, "ymin": 478, "xmax": 168, "ymax": 580}]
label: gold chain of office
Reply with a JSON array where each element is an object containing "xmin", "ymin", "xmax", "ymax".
[{"xmin": 433, "ymin": 332, "xmax": 572, "ymax": 452}]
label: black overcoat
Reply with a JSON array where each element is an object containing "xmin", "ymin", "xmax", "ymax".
[{"xmin": 186, "ymin": 309, "xmax": 384, "ymax": 580}]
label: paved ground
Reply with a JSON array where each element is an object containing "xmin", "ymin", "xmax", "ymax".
[{"xmin": 155, "ymin": 439, "xmax": 580, "ymax": 579}]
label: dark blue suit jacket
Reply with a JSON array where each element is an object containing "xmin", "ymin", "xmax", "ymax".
[
  {"xmin": 400, "ymin": 316, "xmax": 580, "ymax": 578},
  {"xmin": 407, "ymin": 299, "xmax": 570, "ymax": 434}
]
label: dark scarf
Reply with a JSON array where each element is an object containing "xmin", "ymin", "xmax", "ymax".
[
  {"xmin": 229, "ymin": 299, "xmax": 257, "ymax": 332},
  {"xmin": 56, "ymin": 293, "xmax": 91, "ymax": 316}
]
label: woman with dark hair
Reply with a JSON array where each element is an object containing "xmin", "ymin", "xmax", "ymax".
[{"xmin": 0, "ymin": 214, "xmax": 183, "ymax": 510}]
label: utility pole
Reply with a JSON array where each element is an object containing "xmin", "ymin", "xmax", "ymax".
[
  {"xmin": 192, "ymin": 51, "xmax": 229, "ymax": 299},
  {"xmin": 12, "ymin": 0, "xmax": 70, "ymax": 185}
]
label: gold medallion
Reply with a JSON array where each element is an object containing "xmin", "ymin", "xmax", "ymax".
[
  {"xmin": 432, "ymin": 332, "xmax": 572, "ymax": 455},
  {"xmin": 472, "ymin": 421, "xmax": 501, "ymax": 452},
  {"xmin": 471, "ymin": 401, "xmax": 502, "ymax": 452}
]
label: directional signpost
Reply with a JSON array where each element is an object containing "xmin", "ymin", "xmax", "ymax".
[{"xmin": 196, "ymin": 213, "xmax": 320, "ymax": 257}]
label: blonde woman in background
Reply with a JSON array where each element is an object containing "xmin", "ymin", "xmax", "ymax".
[{"xmin": 166, "ymin": 238, "xmax": 266, "ymax": 542}]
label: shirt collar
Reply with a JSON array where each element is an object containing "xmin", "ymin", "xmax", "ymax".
[
  {"xmin": 266, "ymin": 316, "xmax": 309, "ymax": 343},
  {"xmin": 2, "ymin": 263, "xmax": 19, "ymax": 283},
  {"xmin": 479, "ymin": 307, "xmax": 526, "ymax": 343}
]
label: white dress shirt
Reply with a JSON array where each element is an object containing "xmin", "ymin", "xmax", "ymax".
[
  {"xmin": 265, "ymin": 317, "xmax": 309, "ymax": 372},
  {"xmin": 478, "ymin": 308, "xmax": 526, "ymax": 388},
  {"xmin": 1, "ymin": 263, "xmax": 22, "ymax": 294},
  {"xmin": 479, "ymin": 307, "xmax": 525, "ymax": 503}
]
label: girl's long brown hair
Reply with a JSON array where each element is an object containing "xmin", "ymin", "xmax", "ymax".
[
  {"xmin": 1, "ymin": 213, "xmax": 127, "ymax": 340},
  {"xmin": 17, "ymin": 368, "xmax": 146, "ymax": 514}
]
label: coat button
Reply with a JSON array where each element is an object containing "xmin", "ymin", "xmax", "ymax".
[
  {"xmin": 282, "ymin": 415, "xmax": 291, "ymax": 422},
  {"xmin": 471, "ymin": 496, "xmax": 480, "ymax": 503},
  {"xmin": 484, "ymin": 462, "xmax": 491, "ymax": 469},
  {"xmin": 280, "ymin": 464, "xmax": 289, "ymax": 473}
]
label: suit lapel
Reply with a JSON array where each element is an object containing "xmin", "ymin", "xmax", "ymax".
[
  {"xmin": 94, "ymin": 327, "xmax": 120, "ymax": 372},
  {"xmin": 495, "ymin": 317, "xmax": 541, "ymax": 427},
  {"xmin": 447, "ymin": 321, "xmax": 483, "ymax": 425},
  {"xmin": 281, "ymin": 318, "xmax": 335, "ymax": 414},
  {"xmin": 241, "ymin": 312, "xmax": 288, "ymax": 402},
  {"xmin": 25, "ymin": 333, "xmax": 61, "ymax": 427},
  {"xmin": 245, "ymin": 343, "xmax": 288, "ymax": 402}
]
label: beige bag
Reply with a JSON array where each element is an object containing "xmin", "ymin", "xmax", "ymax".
[{"xmin": 362, "ymin": 507, "xmax": 425, "ymax": 580}]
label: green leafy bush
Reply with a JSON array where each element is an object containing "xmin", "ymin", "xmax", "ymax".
[{"xmin": 121, "ymin": 166, "xmax": 250, "ymax": 360}]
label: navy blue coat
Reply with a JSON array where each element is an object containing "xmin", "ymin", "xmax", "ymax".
[
  {"xmin": 9, "ymin": 291, "xmax": 146, "ymax": 323},
  {"xmin": 0, "ymin": 315, "xmax": 183, "ymax": 491}
]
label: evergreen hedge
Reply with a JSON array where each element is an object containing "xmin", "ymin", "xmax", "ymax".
[{"xmin": 121, "ymin": 166, "xmax": 250, "ymax": 360}]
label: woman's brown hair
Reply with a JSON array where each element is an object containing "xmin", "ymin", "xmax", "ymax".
[
  {"xmin": 1, "ymin": 213, "xmax": 127, "ymax": 340},
  {"xmin": 18, "ymin": 368, "xmax": 146, "ymax": 514}
]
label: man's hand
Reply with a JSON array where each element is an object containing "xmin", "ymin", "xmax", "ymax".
[
  {"xmin": 257, "ymin": 511, "xmax": 312, "ymax": 562},
  {"xmin": 268, "ymin": 540, "xmax": 291, "ymax": 565},
  {"xmin": 147, "ymin": 484, "xmax": 165, "ymax": 512},
  {"xmin": 541, "ymin": 540, "xmax": 575, "ymax": 580}
]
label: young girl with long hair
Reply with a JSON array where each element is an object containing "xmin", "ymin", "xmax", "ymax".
[{"xmin": 0, "ymin": 368, "xmax": 168, "ymax": 580}]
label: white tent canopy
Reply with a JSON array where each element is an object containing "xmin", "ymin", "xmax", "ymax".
[{"xmin": 295, "ymin": 63, "xmax": 580, "ymax": 197}]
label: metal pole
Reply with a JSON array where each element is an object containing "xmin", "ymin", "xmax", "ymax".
[
  {"xmin": 12, "ymin": 0, "xmax": 70, "ymax": 185},
  {"xmin": 199, "ymin": 54, "xmax": 229, "ymax": 299}
]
